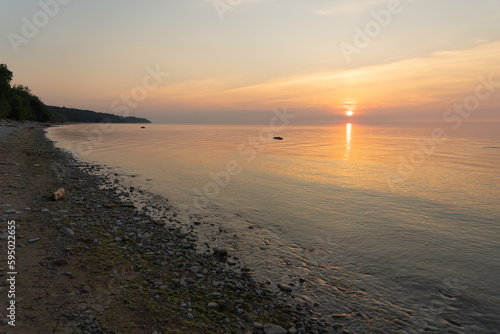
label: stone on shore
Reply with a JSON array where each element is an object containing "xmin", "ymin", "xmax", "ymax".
[
  {"xmin": 60, "ymin": 227, "xmax": 75, "ymax": 236},
  {"xmin": 213, "ymin": 247, "xmax": 228, "ymax": 257},
  {"xmin": 51, "ymin": 187, "xmax": 65, "ymax": 201},
  {"xmin": 278, "ymin": 283, "xmax": 293, "ymax": 293},
  {"xmin": 263, "ymin": 323, "xmax": 287, "ymax": 334},
  {"xmin": 207, "ymin": 302, "xmax": 218, "ymax": 309}
]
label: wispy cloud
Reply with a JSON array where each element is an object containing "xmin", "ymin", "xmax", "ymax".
[{"xmin": 148, "ymin": 41, "xmax": 500, "ymax": 121}]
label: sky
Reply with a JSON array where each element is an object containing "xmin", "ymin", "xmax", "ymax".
[{"xmin": 1, "ymin": 0, "xmax": 499, "ymax": 124}]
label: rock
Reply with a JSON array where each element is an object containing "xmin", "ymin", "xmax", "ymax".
[
  {"xmin": 28, "ymin": 238, "xmax": 40, "ymax": 243},
  {"xmin": 4, "ymin": 209, "xmax": 15, "ymax": 214},
  {"xmin": 189, "ymin": 266, "xmax": 200, "ymax": 273},
  {"xmin": 60, "ymin": 227, "xmax": 75, "ymax": 236},
  {"xmin": 209, "ymin": 292, "xmax": 222, "ymax": 299},
  {"xmin": 213, "ymin": 247, "xmax": 228, "ymax": 257},
  {"xmin": 264, "ymin": 323, "xmax": 287, "ymax": 334},
  {"xmin": 253, "ymin": 322, "xmax": 264, "ymax": 329},
  {"xmin": 51, "ymin": 188, "xmax": 65, "ymax": 201},
  {"xmin": 273, "ymin": 137, "xmax": 284, "ymax": 140},
  {"xmin": 81, "ymin": 286, "xmax": 91, "ymax": 294},
  {"xmin": 54, "ymin": 258, "xmax": 69, "ymax": 266},
  {"xmin": 207, "ymin": 302, "xmax": 218, "ymax": 309},
  {"xmin": 278, "ymin": 283, "xmax": 293, "ymax": 293},
  {"xmin": 288, "ymin": 327, "xmax": 298, "ymax": 334}
]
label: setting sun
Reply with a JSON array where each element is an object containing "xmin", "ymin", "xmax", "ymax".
[{"xmin": 346, "ymin": 110, "xmax": 354, "ymax": 116}]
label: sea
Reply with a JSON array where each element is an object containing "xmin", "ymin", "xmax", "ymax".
[{"xmin": 47, "ymin": 122, "xmax": 500, "ymax": 333}]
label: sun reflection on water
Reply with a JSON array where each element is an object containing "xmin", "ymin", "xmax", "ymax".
[{"xmin": 344, "ymin": 123, "xmax": 352, "ymax": 161}]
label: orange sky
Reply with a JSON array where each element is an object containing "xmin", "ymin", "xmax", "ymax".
[{"xmin": 1, "ymin": 1, "xmax": 499, "ymax": 124}]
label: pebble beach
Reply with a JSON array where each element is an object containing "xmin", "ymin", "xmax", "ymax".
[{"xmin": 0, "ymin": 122, "xmax": 337, "ymax": 334}]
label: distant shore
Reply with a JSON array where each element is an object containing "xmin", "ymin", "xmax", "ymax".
[{"xmin": 0, "ymin": 121, "xmax": 331, "ymax": 333}]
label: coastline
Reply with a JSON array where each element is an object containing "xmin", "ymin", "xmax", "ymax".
[{"xmin": 0, "ymin": 123, "xmax": 333, "ymax": 333}]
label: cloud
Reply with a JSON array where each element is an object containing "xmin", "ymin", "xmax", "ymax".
[{"xmin": 148, "ymin": 40, "xmax": 500, "ymax": 122}]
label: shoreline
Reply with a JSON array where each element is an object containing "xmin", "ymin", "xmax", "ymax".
[{"xmin": 0, "ymin": 123, "xmax": 333, "ymax": 333}]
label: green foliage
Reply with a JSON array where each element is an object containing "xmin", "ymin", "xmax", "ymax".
[
  {"xmin": 0, "ymin": 64, "xmax": 52, "ymax": 122},
  {"xmin": 48, "ymin": 106, "xmax": 151, "ymax": 123},
  {"xmin": 0, "ymin": 63, "xmax": 150, "ymax": 124}
]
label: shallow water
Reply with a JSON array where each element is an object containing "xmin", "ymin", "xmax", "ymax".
[{"xmin": 47, "ymin": 122, "xmax": 500, "ymax": 332}]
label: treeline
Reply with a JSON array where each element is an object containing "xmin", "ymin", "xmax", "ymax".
[
  {"xmin": 48, "ymin": 106, "xmax": 151, "ymax": 123},
  {"xmin": 0, "ymin": 64, "xmax": 151, "ymax": 124},
  {"xmin": 0, "ymin": 64, "xmax": 51, "ymax": 122}
]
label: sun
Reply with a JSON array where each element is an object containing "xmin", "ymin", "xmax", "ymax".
[{"xmin": 343, "ymin": 101, "xmax": 357, "ymax": 117}]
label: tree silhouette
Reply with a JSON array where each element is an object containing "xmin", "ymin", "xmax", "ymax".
[{"xmin": 0, "ymin": 64, "xmax": 51, "ymax": 122}]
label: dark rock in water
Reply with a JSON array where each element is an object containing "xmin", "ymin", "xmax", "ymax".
[
  {"xmin": 273, "ymin": 137, "xmax": 283, "ymax": 140},
  {"xmin": 141, "ymin": 126, "xmax": 145, "ymax": 129},
  {"xmin": 483, "ymin": 147, "xmax": 500, "ymax": 149}
]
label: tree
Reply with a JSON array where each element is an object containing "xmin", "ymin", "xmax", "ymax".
[
  {"xmin": 0, "ymin": 64, "xmax": 52, "ymax": 122},
  {"xmin": 0, "ymin": 64, "xmax": 13, "ymax": 88},
  {"xmin": 0, "ymin": 64, "xmax": 13, "ymax": 117}
]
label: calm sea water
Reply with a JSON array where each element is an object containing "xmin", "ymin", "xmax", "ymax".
[{"xmin": 47, "ymin": 123, "xmax": 500, "ymax": 333}]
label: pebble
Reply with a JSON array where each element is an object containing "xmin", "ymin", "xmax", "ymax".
[
  {"xmin": 213, "ymin": 247, "xmax": 228, "ymax": 257},
  {"xmin": 263, "ymin": 324, "xmax": 288, "ymax": 334},
  {"xmin": 209, "ymin": 292, "xmax": 222, "ymax": 299},
  {"xmin": 278, "ymin": 283, "xmax": 293, "ymax": 293},
  {"xmin": 253, "ymin": 322, "xmax": 264, "ymax": 329},
  {"xmin": 28, "ymin": 238, "xmax": 40, "ymax": 243},
  {"xmin": 207, "ymin": 302, "xmax": 218, "ymax": 309},
  {"xmin": 60, "ymin": 227, "xmax": 75, "ymax": 236}
]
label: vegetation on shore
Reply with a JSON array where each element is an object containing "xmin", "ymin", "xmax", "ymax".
[
  {"xmin": 0, "ymin": 63, "xmax": 50, "ymax": 122},
  {"xmin": 48, "ymin": 106, "xmax": 151, "ymax": 124},
  {"xmin": 0, "ymin": 64, "xmax": 151, "ymax": 124}
]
